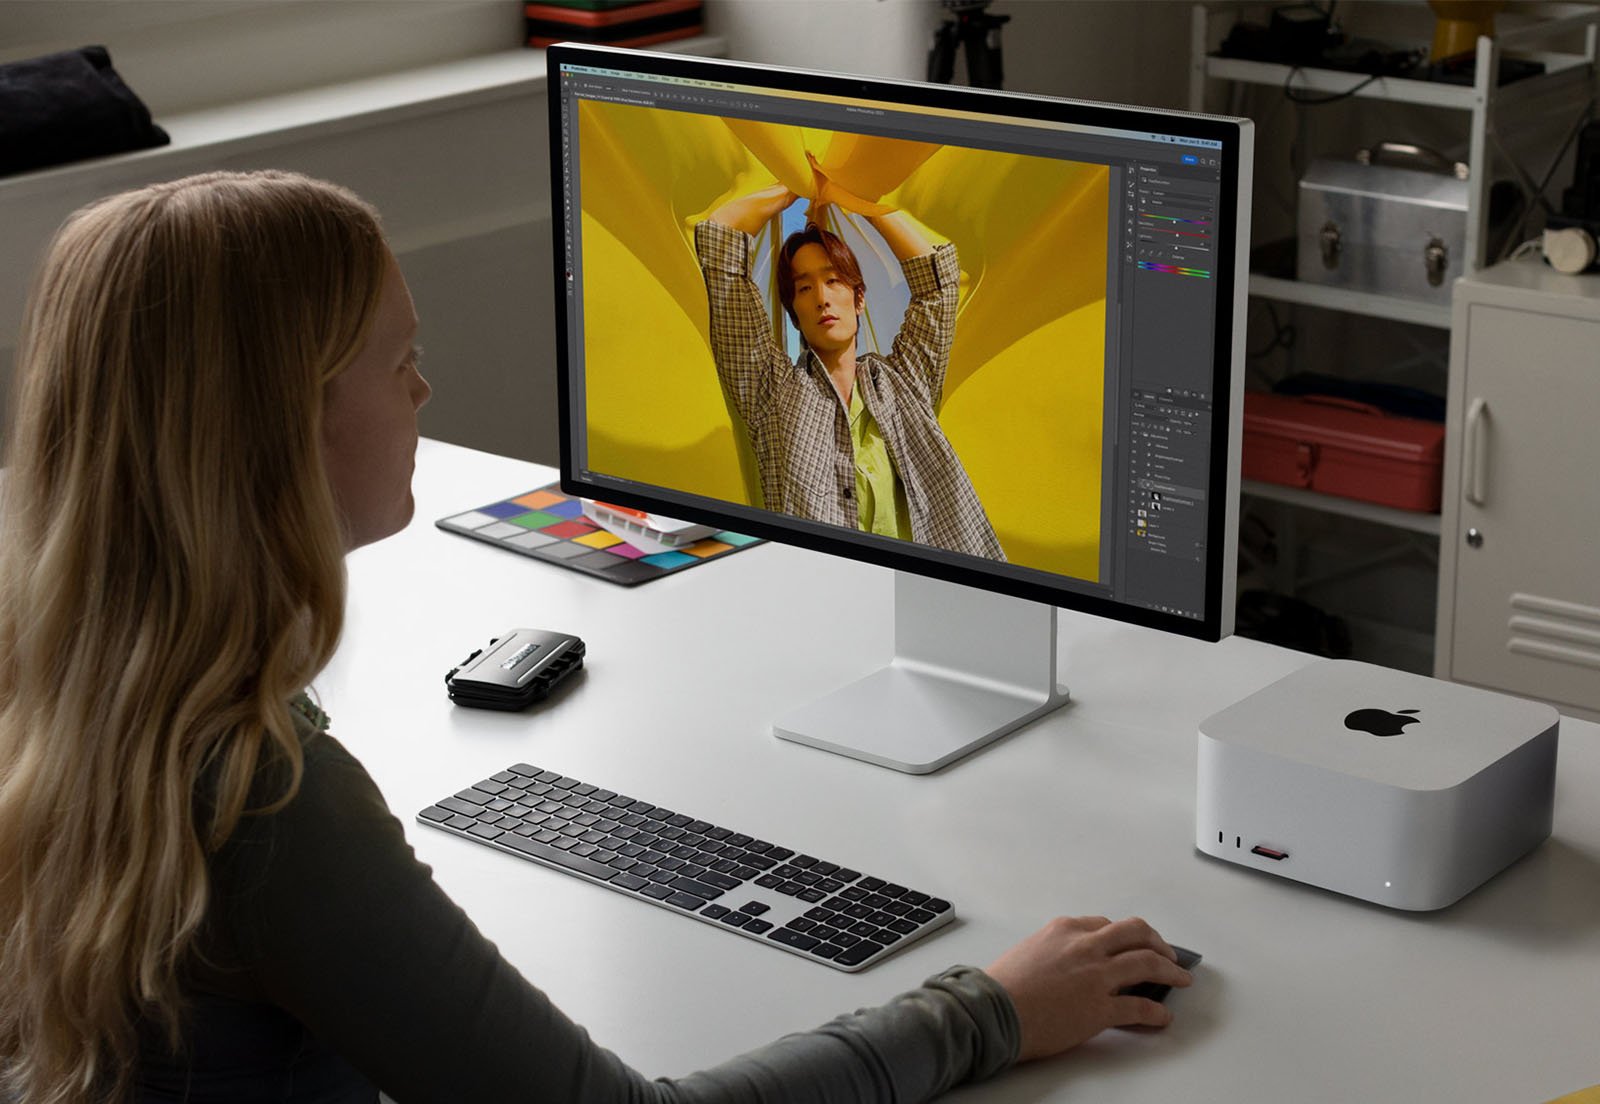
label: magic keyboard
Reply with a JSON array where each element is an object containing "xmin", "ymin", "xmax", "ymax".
[{"xmin": 418, "ymin": 763, "xmax": 955, "ymax": 971}]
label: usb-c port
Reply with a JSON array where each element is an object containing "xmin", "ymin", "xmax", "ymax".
[{"xmin": 1250, "ymin": 845, "xmax": 1288, "ymax": 861}]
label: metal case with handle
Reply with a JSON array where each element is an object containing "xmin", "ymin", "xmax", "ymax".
[{"xmin": 1297, "ymin": 142, "xmax": 1484, "ymax": 305}]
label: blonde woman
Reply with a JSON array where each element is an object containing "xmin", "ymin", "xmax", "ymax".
[{"xmin": 0, "ymin": 171, "xmax": 1190, "ymax": 1104}]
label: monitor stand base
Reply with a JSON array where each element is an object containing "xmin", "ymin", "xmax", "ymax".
[{"xmin": 774, "ymin": 572, "xmax": 1068, "ymax": 774}]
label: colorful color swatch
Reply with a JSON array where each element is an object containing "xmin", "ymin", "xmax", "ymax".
[{"xmin": 437, "ymin": 483, "xmax": 761, "ymax": 585}]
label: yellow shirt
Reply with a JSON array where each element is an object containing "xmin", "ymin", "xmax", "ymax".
[{"xmin": 848, "ymin": 385, "xmax": 912, "ymax": 540}]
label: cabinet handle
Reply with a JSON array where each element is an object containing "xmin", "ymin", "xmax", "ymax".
[{"xmin": 1465, "ymin": 396, "xmax": 1489, "ymax": 506}]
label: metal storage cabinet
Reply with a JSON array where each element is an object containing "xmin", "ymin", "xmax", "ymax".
[{"xmin": 1437, "ymin": 258, "xmax": 1600, "ymax": 719}]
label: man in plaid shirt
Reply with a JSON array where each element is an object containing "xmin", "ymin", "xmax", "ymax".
[{"xmin": 694, "ymin": 185, "xmax": 1005, "ymax": 561}]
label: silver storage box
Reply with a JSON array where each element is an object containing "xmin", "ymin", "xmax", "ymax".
[{"xmin": 1297, "ymin": 143, "xmax": 1470, "ymax": 305}]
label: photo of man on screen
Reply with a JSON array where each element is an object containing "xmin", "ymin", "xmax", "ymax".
[{"xmin": 694, "ymin": 184, "xmax": 1005, "ymax": 561}]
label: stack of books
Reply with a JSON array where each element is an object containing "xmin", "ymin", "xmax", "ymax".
[{"xmin": 525, "ymin": 0, "xmax": 704, "ymax": 49}]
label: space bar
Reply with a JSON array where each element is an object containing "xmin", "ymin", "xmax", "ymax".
[{"xmin": 497, "ymin": 834, "xmax": 618, "ymax": 881}]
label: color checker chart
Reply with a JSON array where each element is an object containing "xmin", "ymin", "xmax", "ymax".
[{"xmin": 437, "ymin": 484, "xmax": 761, "ymax": 586}]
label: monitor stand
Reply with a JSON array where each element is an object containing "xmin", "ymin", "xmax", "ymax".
[{"xmin": 774, "ymin": 571, "xmax": 1069, "ymax": 773}]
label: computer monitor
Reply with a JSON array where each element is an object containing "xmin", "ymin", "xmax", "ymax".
[{"xmin": 549, "ymin": 43, "xmax": 1252, "ymax": 774}]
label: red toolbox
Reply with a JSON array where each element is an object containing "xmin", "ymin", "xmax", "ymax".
[{"xmin": 1242, "ymin": 392, "xmax": 1445, "ymax": 513}]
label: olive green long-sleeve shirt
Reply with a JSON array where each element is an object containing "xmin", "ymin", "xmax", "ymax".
[{"xmin": 134, "ymin": 704, "xmax": 1021, "ymax": 1101}]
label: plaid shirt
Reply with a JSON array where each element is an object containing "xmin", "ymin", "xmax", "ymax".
[{"xmin": 694, "ymin": 220, "xmax": 1005, "ymax": 561}]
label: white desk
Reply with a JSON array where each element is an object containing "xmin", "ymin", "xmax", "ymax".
[{"xmin": 321, "ymin": 438, "xmax": 1600, "ymax": 1103}]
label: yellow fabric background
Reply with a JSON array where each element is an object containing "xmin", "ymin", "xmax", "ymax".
[{"xmin": 578, "ymin": 98, "xmax": 1108, "ymax": 581}]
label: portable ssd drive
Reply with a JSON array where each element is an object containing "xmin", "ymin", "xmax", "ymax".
[{"xmin": 445, "ymin": 629, "xmax": 586, "ymax": 711}]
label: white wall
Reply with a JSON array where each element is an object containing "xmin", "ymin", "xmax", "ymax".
[
  {"xmin": 704, "ymin": 0, "xmax": 936, "ymax": 79},
  {"xmin": 0, "ymin": 1, "xmax": 524, "ymax": 114},
  {"xmin": 704, "ymin": 0, "xmax": 1194, "ymax": 106}
]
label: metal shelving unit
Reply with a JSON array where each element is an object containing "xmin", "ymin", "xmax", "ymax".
[{"xmin": 1194, "ymin": 3, "xmax": 1599, "ymax": 666}]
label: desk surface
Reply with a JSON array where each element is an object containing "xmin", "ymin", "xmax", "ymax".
[{"xmin": 320, "ymin": 439, "xmax": 1600, "ymax": 1103}]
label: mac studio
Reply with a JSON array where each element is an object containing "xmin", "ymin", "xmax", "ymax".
[{"xmin": 4, "ymin": 3, "xmax": 1600, "ymax": 1103}]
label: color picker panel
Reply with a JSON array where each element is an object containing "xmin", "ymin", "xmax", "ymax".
[{"xmin": 437, "ymin": 484, "xmax": 761, "ymax": 585}]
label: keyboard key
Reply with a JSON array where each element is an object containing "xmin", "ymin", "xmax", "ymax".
[
  {"xmin": 453, "ymin": 788, "xmax": 492, "ymax": 806},
  {"xmin": 745, "ymin": 918, "xmax": 773, "ymax": 934},
  {"xmin": 835, "ymin": 941, "xmax": 879, "ymax": 967},
  {"xmin": 610, "ymin": 872, "xmax": 649, "ymax": 892},
  {"xmin": 925, "ymin": 898, "xmax": 951, "ymax": 914},
  {"xmin": 419, "ymin": 805, "xmax": 452, "ymax": 823},
  {"xmin": 889, "ymin": 918, "xmax": 918, "ymax": 935},
  {"xmin": 468, "ymin": 823, "xmax": 503, "ymax": 840},
  {"xmin": 473, "ymin": 780, "xmax": 508, "ymax": 796},
  {"xmin": 880, "ymin": 884, "xmax": 908, "ymax": 898},
  {"xmin": 507, "ymin": 764, "xmax": 540, "ymax": 778},
  {"xmin": 797, "ymin": 889, "xmax": 827, "ymax": 903},
  {"xmin": 809, "ymin": 943, "xmax": 844, "ymax": 961},
  {"xmin": 909, "ymin": 908, "xmax": 936, "ymax": 924},
  {"xmin": 666, "ymin": 892, "xmax": 704, "ymax": 910},
  {"xmin": 858, "ymin": 877, "xmax": 885, "ymax": 891},
  {"xmin": 497, "ymin": 833, "xmax": 620, "ymax": 881},
  {"xmin": 437, "ymin": 796, "xmax": 484, "ymax": 817},
  {"xmin": 767, "ymin": 846, "xmax": 795, "ymax": 861},
  {"xmin": 444, "ymin": 814, "xmax": 476, "ymax": 830},
  {"xmin": 756, "ymin": 874, "xmax": 783, "ymax": 889},
  {"xmin": 719, "ymin": 912, "xmax": 752, "ymax": 928},
  {"xmin": 901, "ymin": 891, "xmax": 930, "ymax": 906},
  {"xmin": 812, "ymin": 861, "xmax": 839, "ymax": 876},
  {"xmin": 669, "ymin": 876, "xmax": 724, "ymax": 901},
  {"xmin": 701, "ymin": 904, "xmax": 730, "ymax": 919},
  {"xmin": 792, "ymin": 855, "xmax": 817, "ymax": 868},
  {"xmin": 789, "ymin": 917, "xmax": 816, "ymax": 932},
  {"xmin": 699, "ymin": 870, "xmax": 742, "ymax": 892},
  {"xmin": 641, "ymin": 884, "xmax": 674, "ymax": 901},
  {"xmin": 740, "ymin": 901, "xmax": 769, "ymax": 916},
  {"xmin": 768, "ymin": 927, "xmax": 820, "ymax": 952}
]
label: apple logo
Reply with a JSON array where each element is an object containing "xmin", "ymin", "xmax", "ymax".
[{"xmin": 1344, "ymin": 708, "xmax": 1421, "ymax": 738}]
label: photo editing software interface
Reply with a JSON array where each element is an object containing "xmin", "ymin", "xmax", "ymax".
[{"xmin": 556, "ymin": 56, "xmax": 1231, "ymax": 625}]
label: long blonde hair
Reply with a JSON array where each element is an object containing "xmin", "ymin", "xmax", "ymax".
[{"xmin": 0, "ymin": 171, "xmax": 389, "ymax": 1103}]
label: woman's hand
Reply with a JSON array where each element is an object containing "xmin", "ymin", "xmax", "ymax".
[
  {"xmin": 709, "ymin": 184, "xmax": 800, "ymax": 236},
  {"xmin": 985, "ymin": 915, "xmax": 1192, "ymax": 1062}
]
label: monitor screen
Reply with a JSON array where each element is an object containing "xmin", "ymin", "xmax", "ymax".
[{"xmin": 550, "ymin": 45, "xmax": 1249, "ymax": 650}]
